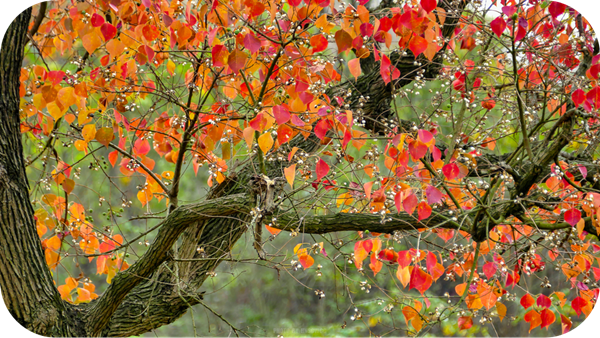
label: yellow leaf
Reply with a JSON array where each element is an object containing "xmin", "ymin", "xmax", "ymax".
[
  {"xmin": 258, "ymin": 132, "xmax": 274, "ymax": 154},
  {"xmin": 82, "ymin": 124, "xmax": 96, "ymax": 142},
  {"xmin": 74, "ymin": 140, "xmax": 88, "ymax": 152},
  {"xmin": 166, "ymin": 59, "xmax": 176, "ymax": 75},
  {"xmin": 47, "ymin": 101, "xmax": 64, "ymax": 120}
]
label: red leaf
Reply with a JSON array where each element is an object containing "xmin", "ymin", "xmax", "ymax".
[
  {"xmin": 482, "ymin": 98, "xmax": 496, "ymax": 110},
  {"xmin": 100, "ymin": 23, "xmax": 117, "ymax": 41},
  {"xmin": 403, "ymin": 194, "xmax": 418, "ymax": 215},
  {"xmin": 571, "ymin": 296, "xmax": 588, "ymax": 316},
  {"xmin": 397, "ymin": 250, "xmax": 411, "ymax": 268},
  {"xmin": 243, "ymin": 33, "xmax": 261, "ymax": 54},
  {"xmin": 409, "ymin": 265, "xmax": 432, "ymax": 294},
  {"xmin": 426, "ymin": 251, "xmax": 437, "ymax": 271},
  {"xmin": 316, "ymin": 158, "xmax": 330, "ymax": 181},
  {"xmin": 362, "ymin": 239, "xmax": 373, "ymax": 253},
  {"xmin": 310, "ymin": 34, "xmax": 328, "ymax": 53},
  {"xmin": 578, "ymin": 165, "xmax": 588, "ymax": 178},
  {"xmin": 108, "ymin": 150, "xmax": 118, "ymax": 167},
  {"xmin": 408, "ymin": 140, "xmax": 428, "ymax": 160},
  {"xmin": 540, "ymin": 308, "xmax": 555, "ymax": 329},
  {"xmin": 490, "ymin": 17, "xmax": 507, "ymax": 37},
  {"xmin": 314, "ymin": 119, "xmax": 330, "ymax": 140},
  {"xmin": 273, "ymin": 105, "xmax": 290, "ymax": 125},
  {"xmin": 288, "ymin": 0, "xmax": 302, "ymax": 6},
  {"xmin": 249, "ymin": 113, "xmax": 266, "ymax": 131},
  {"xmin": 425, "ymin": 185, "xmax": 442, "ymax": 204},
  {"xmin": 458, "ymin": 316, "xmax": 473, "ymax": 330},
  {"xmin": 520, "ymin": 294, "xmax": 535, "ymax": 309},
  {"xmin": 482, "ymin": 261, "xmax": 497, "ymax": 280},
  {"xmin": 587, "ymin": 86, "xmax": 600, "ymax": 109},
  {"xmin": 564, "ymin": 209, "xmax": 581, "ymax": 226},
  {"xmin": 548, "ymin": 2, "xmax": 567, "ymax": 18},
  {"xmin": 561, "ymin": 314, "xmax": 572, "ymax": 334},
  {"xmin": 417, "ymin": 201, "xmax": 432, "ymax": 220},
  {"xmin": 442, "ymin": 163, "xmax": 460, "ymax": 180},
  {"xmin": 572, "ymin": 88, "xmax": 586, "ymax": 107},
  {"xmin": 502, "ymin": 6, "xmax": 517, "ymax": 17},
  {"xmin": 417, "ymin": 129, "xmax": 434, "ymax": 144},
  {"xmin": 380, "ymin": 54, "xmax": 400, "ymax": 84},
  {"xmin": 420, "ymin": 0, "xmax": 437, "ymax": 13},
  {"xmin": 212, "ymin": 45, "xmax": 229, "ymax": 67},
  {"xmin": 360, "ymin": 23, "xmax": 374, "ymax": 37},
  {"xmin": 91, "ymin": 13, "xmax": 105, "ymax": 27},
  {"xmin": 133, "ymin": 139, "xmax": 150, "ymax": 156},
  {"xmin": 537, "ymin": 294, "xmax": 552, "ymax": 309}
]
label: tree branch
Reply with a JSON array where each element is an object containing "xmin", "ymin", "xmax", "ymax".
[{"xmin": 86, "ymin": 193, "xmax": 251, "ymax": 336}]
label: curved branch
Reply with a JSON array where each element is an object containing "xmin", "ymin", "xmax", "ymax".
[
  {"xmin": 27, "ymin": 2, "xmax": 47, "ymax": 40},
  {"xmin": 86, "ymin": 193, "xmax": 251, "ymax": 336}
]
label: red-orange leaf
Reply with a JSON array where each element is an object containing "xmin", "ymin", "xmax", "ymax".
[
  {"xmin": 417, "ymin": 201, "xmax": 432, "ymax": 220},
  {"xmin": 100, "ymin": 23, "xmax": 117, "ymax": 41},
  {"xmin": 521, "ymin": 294, "xmax": 535, "ymax": 309},
  {"xmin": 228, "ymin": 49, "xmax": 247, "ymax": 74},
  {"xmin": 524, "ymin": 310, "xmax": 542, "ymax": 332},
  {"xmin": 310, "ymin": 34, "xmax": 328, "ymax": 53},
  {"xmin": 540, "ymin": 308, "xmax": 555, "ymax": 329},
  {"xmin": 409, "ymin": 265, "xmax": 432, "ymax": 294},
  {"xmin": 458, "ymin": 316, "xmax": 473, "ymax": 330},
  {"xmin": 335, "ymin": 29, "xmax": 353, "ymax": 53},
  {"xmin": 316, "ymin": 158, "xmax": 330, "ymax": 181},
  {"xmin": 348, "ymin": 58, "xmax": 361, "ymax": 80}
]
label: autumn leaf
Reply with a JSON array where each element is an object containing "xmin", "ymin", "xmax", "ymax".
[
  {"xmin": 284, "ymin": 164, "xmax": 296, "ymax": 188},
  {"xmin": 257, "ymin": 132, "xmax": 274, "ymax": 154},
  {"xmin": 524, "ymin": 310, "xmax": 542, "ymax": 332},
  {"xmin": 348, "ymin": 58, "xmax": 361, "ymax": 80},
  {"xmin": 458, "ymin": 316, "xmax": 473, "ymax": 330},
  {"xmin": 228, "ymin": 49, "xmax": 247, "ymax": 74},
  {"xmin": 316, "ymin": 158, "xmax": 330, "ymax": 181},
  {"xmin": 417, "ymin": 201, "xmax": 432, "ymax": 220}
]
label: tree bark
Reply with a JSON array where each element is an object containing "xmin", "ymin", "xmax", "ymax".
[{"xmin": 0, "ymin": 7, "xmax": 85, "ymax": 336}]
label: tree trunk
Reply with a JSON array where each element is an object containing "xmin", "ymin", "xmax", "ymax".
[{"xmin": 0, "ymin": 7, "xmax": 87, "ymax": 336}]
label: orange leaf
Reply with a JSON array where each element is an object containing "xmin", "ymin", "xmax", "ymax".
[
  {"xmin": 496, "ymin": 302, "xmax": 507, "ymax": 322},
  {"xmin": 82, "ymin": 124, "xmax": 96, "ymax": 142},
  {"xmin": 45, "ymin": 248, "xmax": 60, "ymax": 270},
  {"xmin": 284, "ymin": 164, "xmax": 296, "ymax": 188},
  {"xmin": 95, "ymin": 127, "xmax": 115, "ymax": 147},
  {"xmin": 298, "ymin": 254, "xmax": 314, "ymax": 269},
  {"xmin": 348, "ymin": 58, "xmax": 361, "ymax": 80},
  {"xmin": 397, "ymin": 265, "xmax": 411, "ymax": 287},
  {"xmin": 257, "ymin": 132, "xmax": 274, "ymax": 154},
  {"xmin": 265, "ymin": 224, "xmax": 281, "ymax": 236},
  {"xmin": 524, "ymin": 310, "xmax": 542, "ymax": 332}
]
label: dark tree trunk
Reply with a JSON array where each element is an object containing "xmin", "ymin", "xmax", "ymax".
[{"xmin": 0, "ymin": 7, "xmax": 86, "ymax": 336}]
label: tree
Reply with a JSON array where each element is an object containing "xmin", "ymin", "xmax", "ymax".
[{"xmin": 1, "ymin": 0, "xmax": 599, "ymax": 336}]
